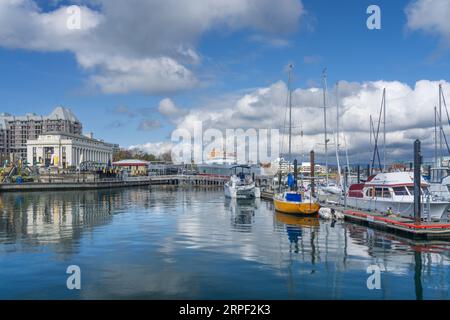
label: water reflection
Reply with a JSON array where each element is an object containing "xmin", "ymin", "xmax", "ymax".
[
  {"xmin": 0, "ymin": 187, "xmax": 449, "ymax": 299},
  {"xmin": 226, "ymin": 198, "xmax": 258, "ymax": 230}
]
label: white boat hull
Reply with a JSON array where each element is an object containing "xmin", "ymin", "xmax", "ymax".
[
  {"xmin": 224, "ymin": 183, "xmax": 256, "ymax": 199},
  {"xmin": 344, "ymin": 197, "xmax": 449, "ymax": 220},
  {"xmin": 321, "ymin": 186, "xmax": 342, "ymax": 195}
]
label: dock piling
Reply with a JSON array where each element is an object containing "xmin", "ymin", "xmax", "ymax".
[
  {"xmin": 414, "ymin": 139, "xmax": 422, "ymax": 224},
  {"xmin": 293, "ymin": 159, "xmax": 298, "ymax": 191}
]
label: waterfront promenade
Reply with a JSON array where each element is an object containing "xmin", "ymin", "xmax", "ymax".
[{"xmin": 0, "ymin": 175, "xmax": 228, "ymax": 192}]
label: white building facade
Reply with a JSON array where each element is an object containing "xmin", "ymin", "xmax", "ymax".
[{"xmin": 27, "ymin": 132, "xmax": 114, "ymax": 168}]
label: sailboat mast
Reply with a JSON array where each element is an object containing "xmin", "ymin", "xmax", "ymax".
[
  {"xmin": 383, "ymin": 88, "xmax": 386, "ymax": 172},
  {"xmin": 336, "ymin": 81, "xmax": 341, "ymax": 187},
  {"xmin": 369, "ymin": 115, "xmax": 373, "ymax": 173},
  {"xmin": 435, "ymin": 106, "xmax": 438, "ymax": 167},
  {"xmin": 301, "ymin": 124, "xmax": 304, "ymax": 163},
  {"xmin": 322, "ymin": 68, "xmax": 329, "ymax": 185},
  {"xmin": 288, "ymin": 64, "xmax": 293, "ymax": 161},
  {"xmin": 344, "ymin": 136, "xmax": 350, "ymax": 172},
  {"xmin": 440, "ymin": 83, "xmax": 443, "ymax": 166},
  {"xmin": 336, "ymin": 81, "xmax": 340, "ymax": 152}
]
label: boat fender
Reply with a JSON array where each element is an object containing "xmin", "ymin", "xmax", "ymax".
[{"xmin": 319, "ymin": 207, "xmax": 332, "ymax": 220}]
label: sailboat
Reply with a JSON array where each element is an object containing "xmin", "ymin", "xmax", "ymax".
[
  {"xmin": 224, "ymin": 165, "xmax": 258, "ymax": 199},
  {"xmin": 320, "ymin": 77, "xmax": 343, "ymax": 195},
  {"xmin": 428, "ymin": 84, "xmax": 450, "ymax": 201},
  {"xmin": 273, "ymin": 65, "xmax": 321, "ymax": 215}
]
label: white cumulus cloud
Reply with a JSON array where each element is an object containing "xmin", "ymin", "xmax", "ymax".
[
  {"xmin": 158, "ymin": 98, "xmax": 186, "ymax": 117},
  {"xmin": 406, "ymin": 0, "xmax": 450, "ymax": 46},
  {"xmin": 132, "ymin": 79, "xmax": 450, "ymax": 163},
  {"xmin": 0, "ymin": 0, "xmax": 304, "ymax": 94}
]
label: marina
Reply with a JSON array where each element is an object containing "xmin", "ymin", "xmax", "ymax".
[{"xmin": 2, "ymin": 0, "xmax": 450, "ymax": 303}]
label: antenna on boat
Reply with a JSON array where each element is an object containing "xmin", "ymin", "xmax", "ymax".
[{"xmin": 322, "ymin": 68, "xmax": 329, "ymax": 185}]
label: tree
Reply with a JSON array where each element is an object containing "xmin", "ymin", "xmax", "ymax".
[
  {"xmin": 114, "ymin": 148, "xmax": 158, "ymax": 162},
  {"xmin": 113, "ymin": 149, "xmax": 132, "ymax": 161},
  {"xmin": 159, "ymin": 151, "xmax": 172, "ymax": 163}
]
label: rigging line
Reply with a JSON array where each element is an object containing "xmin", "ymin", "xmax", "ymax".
[
  {"xmin": 438, "ymin": 112, "xmax": 450, "ymax": 155},
  {"xmin": 370, "ymin": 115, "xmax": 382, "ymax": 172},
  {"xmin": 441, "ymin": 89, "xmax": 450, "ymax": 156},
  {"xmin": 442, "ymin": 91, "xmax": 450, "ymax": 126},
  {"xmin": 371, "ymin": 93, "xmax": 384, "ymax": 171}
]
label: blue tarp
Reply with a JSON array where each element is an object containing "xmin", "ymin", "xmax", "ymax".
[
  {"xmin": 286, "ymin": 193, "xmax": 301, "ymax": 202},
  {"xmin": 287, "ymin": 173, "xmax": 295, "ymax": 188}
]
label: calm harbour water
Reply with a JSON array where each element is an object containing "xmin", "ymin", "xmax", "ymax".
[{"xmin": 0, "ymin": 187, "xmax": 450, "ymax": 300}]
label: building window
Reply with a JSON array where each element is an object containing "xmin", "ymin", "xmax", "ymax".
[
  {"xmin": 44, "ymin": 147, "xmax": 54, "ymax": 167},
  {"xmin": 62, "ymin": 146, "xmax": 66, "ymax": 167},
  {"xmin": 32, "ymin": 147, "xmax": 37, "ymax": 165}
]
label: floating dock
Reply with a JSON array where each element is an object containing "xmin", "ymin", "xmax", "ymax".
[{"xmin": 340, "ymin": 208, "xmax": 450, "ymax": 240}]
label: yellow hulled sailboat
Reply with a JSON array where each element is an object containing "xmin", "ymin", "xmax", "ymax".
[
  {"xmin": 274, "ymin": 191, "xmax": 320, "ymax": 215},
  {"xmin": 272, "ymin": 64, "xmax": 320, "ymax": 216}
]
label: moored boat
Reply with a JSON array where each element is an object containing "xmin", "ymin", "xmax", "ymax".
[
  {"xmin": 274, "ymin": 190, "xmax": 321, "ymax": 215},
  {"xmin": 224, "ymin": 165, "xmax": 257, "ymax": 199},
  {"xmin": 428, "ymin": 167, "xmax": 450, "ymax": 201},
  {"xmin": 344, "ymin": 171, "xmax": 450, "ymax": 221}
]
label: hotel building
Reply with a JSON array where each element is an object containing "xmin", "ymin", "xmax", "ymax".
[{"xmin": 0, "ymin": 106, "xmax": 82, "ymax": 161}]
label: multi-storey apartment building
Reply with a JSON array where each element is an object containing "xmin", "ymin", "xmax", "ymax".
[{"xmin": 0, "ymin": 106, "xmax": 82, "ymax": 162}]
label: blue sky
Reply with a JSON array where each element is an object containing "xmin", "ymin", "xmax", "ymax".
[{"xmin": 0, "ymin": 0, "xmax": 449, "ymax": 161}]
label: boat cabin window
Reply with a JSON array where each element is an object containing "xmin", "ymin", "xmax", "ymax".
[
  {"xmin": 365, "ymin": 188, "xmax": 373, "ymax": 197},
  {"xmin": 375, "ymin": 187, "xmax": 383, "ymax": 197},
  {"xmin": 392, "ymin": 186, "xmax": 408, "ymax": 196},
  {"xmin": 407, "ymin": 186, "xmax": 414, "ymax": 195},
  {"xmin": 406, "ymin": 186, "xmax": 426, "ymax": 195},
  {"xmin": 381, "ymin": 188, "xmax": 391, "ymax": 198}
]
